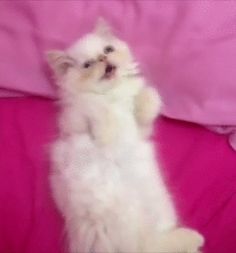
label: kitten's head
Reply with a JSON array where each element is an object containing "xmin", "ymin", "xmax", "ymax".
[{"xmin": 47, "ymin": 18, "xmax": 139, "ymax": 94}]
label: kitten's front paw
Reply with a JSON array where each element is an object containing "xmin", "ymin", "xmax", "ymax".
[{"xmin": 135, "ymin": 86, "xmax": 161, "ymax": 126}]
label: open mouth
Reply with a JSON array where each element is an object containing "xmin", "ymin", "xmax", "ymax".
[{"xmin": 102, "ymin": 64, "xmax": 117, "ymax": 79}]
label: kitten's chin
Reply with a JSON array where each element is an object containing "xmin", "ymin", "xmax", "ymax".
[{"xmin": 95, "ymin": 80, "xmax": 117, "ymax": 93}]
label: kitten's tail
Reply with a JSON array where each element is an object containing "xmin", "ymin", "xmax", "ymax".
[{"xmin": 69, "ymin": 220, "xmax": 115, "ymax": 253}]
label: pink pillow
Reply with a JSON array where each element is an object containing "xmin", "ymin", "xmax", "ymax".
[{"xmin": 1, "ymin": 1, "xmax": 236, "ymax": 145}]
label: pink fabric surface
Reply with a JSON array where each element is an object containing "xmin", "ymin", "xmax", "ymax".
[
  {"xmin": 1, "ymin": 1, "xmax": 236, "ymax": 126},
  {"xmin": 1, "ymin": 97, "xmax": 236, "ymax": 253},
  {"xmin": 207, "ymin": 126, "xmax": 236, "ymax": 151}
]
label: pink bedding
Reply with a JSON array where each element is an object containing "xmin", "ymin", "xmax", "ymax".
[
  {"xmin": 1, "ymin": 1, "xmax": 236, "ymax": 125},
  {"xmin": 0, "ymin": 97, "xmax": 236, "ymax": 253},
  {"xmin": 1, "ymin": 1, "xmax": 236, "ymax": 149}
]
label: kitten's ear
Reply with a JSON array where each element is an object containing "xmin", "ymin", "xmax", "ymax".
[
  {"xmin": 94, "ymin": 17, "xmax": 113, "ymax": 37},
  {"xmin": 46, "ymin": 50, "xmax": 76, "ymax": 77}
]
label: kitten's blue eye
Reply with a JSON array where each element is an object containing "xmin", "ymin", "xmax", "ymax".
[
  {"xmin": 104, "ymin": 45, "xmax": 114, "ymax": 54},
  {"xmin": 83, "ymin": 60, "xmax": 94, "ymax": 69}
]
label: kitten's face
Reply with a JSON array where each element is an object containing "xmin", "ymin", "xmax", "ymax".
[{"xmin": 47, "ymin": 19, "xmax": 138, "ymax": 94}]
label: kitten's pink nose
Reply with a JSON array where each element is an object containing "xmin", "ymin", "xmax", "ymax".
[{"xmin": 98, "ymin": 55, "xmax": 107, "ymax": 62}]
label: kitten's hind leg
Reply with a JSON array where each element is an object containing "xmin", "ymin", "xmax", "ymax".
[
  {"xmin": 158, "ymin": 228, "xmax": 204, "ymax": 253},
  {"xmin": 151, "ymin": 227, "xmax": 204, "ymax": 253}
]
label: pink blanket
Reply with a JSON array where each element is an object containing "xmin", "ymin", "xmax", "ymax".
[
  {"xmin": 1, "ymin": 97, "xmax": 236, "ymax": 253},
  {"xmin": 1, "ymin": 1, "xmax": 236, "ymax": 148},
  {"xmin": 1, "ymin": 1, "xmax": 236, "ymax": 124}
]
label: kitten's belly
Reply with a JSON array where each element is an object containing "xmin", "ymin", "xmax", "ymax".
[{"xmin": 54, "ymin": 133, "xmax": 158, "ymax": 216}]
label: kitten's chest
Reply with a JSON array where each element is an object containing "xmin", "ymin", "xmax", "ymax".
[
  {"xmin": 106, "ymin": 83, "xmax": 137, "ymax": 116},
  {"xmin": 107, "ymin": 96, "xmax": 140, "ymax": 142},
  {"xmin": 105, "ymin": 86, "xmax": 133, "ymax": 117},
  {"xmin": 110, "ymin": 96, "xmax": 134, "ymax": 119}
]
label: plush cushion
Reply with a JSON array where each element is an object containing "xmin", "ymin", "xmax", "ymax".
[{"xmin": 1, "ymin": 1, "xmax": 236, "ymax": 126}]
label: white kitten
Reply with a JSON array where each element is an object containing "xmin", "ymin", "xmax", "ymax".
[{"xmin": 48, "ymin": 19, "xmax": 204, "ymax": 253}]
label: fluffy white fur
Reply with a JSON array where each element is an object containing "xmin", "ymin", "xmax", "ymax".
[{"xmin": 48, "ymin": 19, "xmax": 204, "ymax": 253}]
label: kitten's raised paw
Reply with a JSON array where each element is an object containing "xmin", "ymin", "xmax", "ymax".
[{"xmin": 135, "ymin": 86, "xmax": 161, "ymax": 126}]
